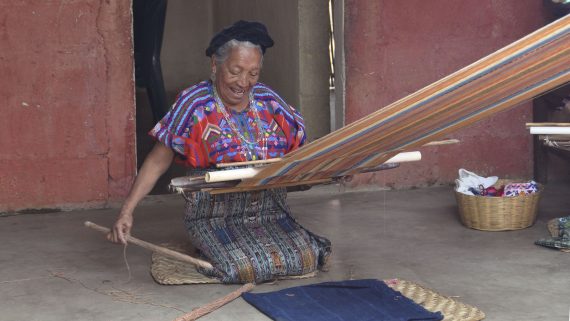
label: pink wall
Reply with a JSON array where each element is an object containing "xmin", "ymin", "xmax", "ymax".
[
  {"xmin": 0, "ymin": 1, "xmax": 135, "ymax": 212},
  {"xmin": 344, "ymin": 0, "xmax": 547, "ymax": 188}
]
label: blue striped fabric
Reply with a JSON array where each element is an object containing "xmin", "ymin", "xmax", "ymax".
[
  {"xmin": 184, "ymin": 187, "xmax": 331, "ymax": 284},
  {"xmin": 243, "ymin": 279, "xmax": 443, "ymax": 321}
]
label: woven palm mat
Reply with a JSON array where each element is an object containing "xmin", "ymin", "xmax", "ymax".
[
  {"xmin": 385, "ymin": 279, "xmax": 485, "ymax": 321},
  {"xmin": 151, "ymin": 244, "xmax": 485, "ymax": 321}
]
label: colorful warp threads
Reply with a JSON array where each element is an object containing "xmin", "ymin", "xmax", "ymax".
[{"xmin": 232, "ymin": 15, "xmax": 570, "ymax": 190}]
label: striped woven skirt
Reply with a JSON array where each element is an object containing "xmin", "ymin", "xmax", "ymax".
[{"xmin": 183, "ymin": 188, "xmax": 331, "ymax": 284}]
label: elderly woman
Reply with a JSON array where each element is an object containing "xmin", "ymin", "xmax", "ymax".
[{"xmin": 108, "ymin": 21, "xmax": 331, "ymax": 283}]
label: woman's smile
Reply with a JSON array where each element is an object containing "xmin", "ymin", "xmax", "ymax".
[{"xmin": 213, "ymin": 46, "xmax": 262, "ymax": 111}]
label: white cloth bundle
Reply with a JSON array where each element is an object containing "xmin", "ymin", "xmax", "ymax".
[{"xmin": 455, "ymin": 169, "xmax": 498, "ymax": 196}]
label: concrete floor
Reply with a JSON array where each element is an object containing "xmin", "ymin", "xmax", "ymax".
[{"xmin": 1, "ymin": 183, "xmax": 569, "ymax": 321}]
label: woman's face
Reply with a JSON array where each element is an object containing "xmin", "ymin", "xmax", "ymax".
[{"xmin": 213, "ymin": 46, "xmax": 262, "ymax": 111}]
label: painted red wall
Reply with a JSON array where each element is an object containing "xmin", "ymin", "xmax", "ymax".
[
  {"xmin": 0, "ymin": 1, "xmax": 135, "ymax": 212},
  {"xmin": 344, "ymin": 0, "xmax": 547, "ymax": 188}
]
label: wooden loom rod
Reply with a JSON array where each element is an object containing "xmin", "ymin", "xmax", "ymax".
[
  {"xmin": 526, "ymin": 122, "xmax": 570, "ymax": 127},
  {"xmin": 206, "ymin": 151, "xmax": 421, "ymax": 184},
  {"xmin": 205, "ymin": 178, "xmax": 333, "ymax": 195},
  {"xmin": 529, "ymin": 127, "xmax": 570, "ymax": 135},
  {"xmin": 173, "ymin": 283, "xmax": 255, "ymax": 321},
  {"xmin": 84, "ymin": 221, "xmax": 214, "ymax": 270},
  {"xmin": 214, "ymin": 139, "xmax": 457, "ymax": 170},
  {"xmin": 422, "ymin": 138, "xmax": 460, "ymax": 146},
  {"xmin": 216, "ymin": 158, "xmax": 282, "ymax": 168}
]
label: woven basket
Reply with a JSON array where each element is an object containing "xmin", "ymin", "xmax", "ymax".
[{"xmin": 455, "ymin": 179, "xmax": 542, "ymax": 231}]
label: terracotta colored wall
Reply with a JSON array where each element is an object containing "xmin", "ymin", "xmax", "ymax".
[
  {"xmin": 344, "ymin": 0, "xmax": 547, "ymax": 188},
  {"xmin": 0, "ymin": 1, "xmax": 135, "ymax": 212}
]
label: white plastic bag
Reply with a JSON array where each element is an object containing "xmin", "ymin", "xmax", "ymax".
[{"xmin": 455, "ymin": 168, "xmax": 498, "ymax": 195}]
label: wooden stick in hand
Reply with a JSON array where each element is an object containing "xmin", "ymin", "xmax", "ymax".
[{"xmin": 84, "ymin": 221, "xmax": 213, "ymax": 270}]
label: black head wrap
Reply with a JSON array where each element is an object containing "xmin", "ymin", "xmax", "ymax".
[{"xmin": 205, "ymin": 20, "xmax": 274, "ymax": 57}]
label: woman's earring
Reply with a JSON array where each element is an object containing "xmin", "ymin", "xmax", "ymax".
[{"xmin": 210, "ymin": 70, "xmax": 216, "ymax": 81}]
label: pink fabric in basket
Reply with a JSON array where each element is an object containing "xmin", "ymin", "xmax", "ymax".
[{"xmin": 503, "ymin": 181, "xmax": 538, "ymax": 197}]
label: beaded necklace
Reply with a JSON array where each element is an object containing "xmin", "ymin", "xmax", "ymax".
[{"xmin": 212, "ymin": 84, "xmax": 267, "ymax": 161}]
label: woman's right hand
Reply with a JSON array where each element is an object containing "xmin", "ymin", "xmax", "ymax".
[
  {"xmin": 107, "ymin": 211, "xmax": 133, "ymax": 245},
  {"xmin": 105, "ymin": 143, "xmax": 174, "ymax": 245}
]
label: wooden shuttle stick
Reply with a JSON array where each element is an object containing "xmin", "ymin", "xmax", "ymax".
[
  {"xmin": 422, "ymin": 139, "xmax": 460, "ymax": 146},
  {"xmin": 84, "ymin": 221, "xmax": 214, "ymax": 270},
  {"xmin": 213, "ymin": 139, "xmax": 455, "ymax": 170}
]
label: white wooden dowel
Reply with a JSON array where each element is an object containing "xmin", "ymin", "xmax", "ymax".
[
  {"xmin": 205, "ymin": 167, "xmax": 261, "ymax": 183},
  {"xmin": 529, "ymin": 127, "xmax": 570, "ymax": 135},
  {"xmin": 384, "ymin": 151, "xmax": 422, "ymax": 163}
]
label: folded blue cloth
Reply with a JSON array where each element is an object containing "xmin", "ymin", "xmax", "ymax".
[{"xmin": 243, "ymin": 279, "xmax": 443, "ymax": 321}]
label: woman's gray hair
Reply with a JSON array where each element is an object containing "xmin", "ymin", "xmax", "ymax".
[{"xmin": 212, "ymin": 39, "xmax": 264, "ymax": 66}]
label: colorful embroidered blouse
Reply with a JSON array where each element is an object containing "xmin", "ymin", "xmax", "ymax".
[{"xmin": 150, "ymin": 81, "xmax": 306, "ymax": 168}]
